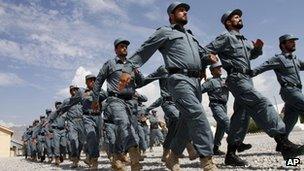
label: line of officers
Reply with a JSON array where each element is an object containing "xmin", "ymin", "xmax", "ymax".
[
  {"xmin": 23, "ymin": 1, "xmax": 304, "ymax": 171},
  {"xmin": 21, "ymin": 81, "xmax": 167, "ymax": 169}
]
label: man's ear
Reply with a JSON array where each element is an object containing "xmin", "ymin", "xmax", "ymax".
[{"xmin": 225, "ymin": 20, "xmax": 231, "ymax": 27}]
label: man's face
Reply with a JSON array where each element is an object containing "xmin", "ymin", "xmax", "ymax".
[
  {"xmin": 282, "ymin": 39, "xmax": 296, "ymax": 53},
  {"xmin": 55, "ymin": 104, "xmax": 61, "ymax": 109},
  {"xmin": 170, "ymin": 6, "xmax": 188, "ymax": 25},
  {"xmin": 86, "ymin": 78, "xmax": 95, "ymax": 90},
  {"xmin": 40, "ymin": 118, "xmax": 46, "ymax": 123},
  {"xmin": 70, "ymin": 88, "xmax": 77, "ymax": 96},
  {"xmin": 227, "ymin": 14, "xmax": 243, "ymax": 30},
  {"xmin": 211, "ymin": 67, "xmax": 222, "ymax": 77},
  {"xmin": 115, "ymin": 43, "xmax": 128, "ymax": 58}
]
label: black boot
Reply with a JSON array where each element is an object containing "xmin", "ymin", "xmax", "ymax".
[
  {"xmin": 275, "ymin": 143, "xmax": 282, "ymax": 152},
  {"xmin": 213, "ymin": 145, "xmax": 225, "ymax": 155},
  {"xmin": 275, "ymin": 134, "xmax": 304, "ymax": 160},
  {"xmin": 225, "ymin": 144, "xmax": 249, "ymax": 166},
  {"xmin": 40, "ymin": 155, "xmax": 45, "ymax": 162},
  {"xmin": 237, "ymin": 143, "xmax": 252, "ymax": 153}
]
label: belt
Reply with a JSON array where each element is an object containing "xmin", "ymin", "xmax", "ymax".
[
  {"xmin": 210, "ymin": 99, "xmax": 227, "ymax": 105},
  {"xmin": 167, "ymin": 68, "xmax": 203, "ymax": 78},
  {"xmin": 108, "ymin": 92, "xmax": 133, "ymax": 100},
  {"xmin": 51, "ymin": 126, "xmax": 65, "ymax": 130},
  {"xmin": 83, "ymin": 112, "xmax": 101, "ymax": 116},
  {"xmin": 39, "ymin": 133, "xmax": 45, "ymax": 136},
  {"xmin": 104, "ymin": 120, "xmax": 115, "ymax": 124},
  {"xmin": 227, "ymin": 67, "xmax": 251, "ymax": 75},
  {"xmin": 163, "ymin": 96, "xmax": 173, "ymax": 101},
  {"xmin": 282, "ymin": 82, "xmax": 302, "ymax": 89}
]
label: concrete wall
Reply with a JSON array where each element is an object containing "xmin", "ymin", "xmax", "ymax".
[{"xmin": 0, "ymin": 129, "xmax": 12, "ymax": 157}]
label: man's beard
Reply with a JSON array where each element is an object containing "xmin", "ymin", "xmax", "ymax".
[
  {"xmin": 289, "ymin": 46, "xmax": 296, "ymax": 52},
  {"xmin": 235, "ymin": 22, "xmax": 243, "ymax": 29},
  {"xmin": 176, "ymin": 17, "xmax": 188, "ymax": 25}
]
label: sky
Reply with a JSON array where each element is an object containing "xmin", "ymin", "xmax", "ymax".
[{"xmin": 0, "ymin": 0, "xmax": 303, "ymax": 127}]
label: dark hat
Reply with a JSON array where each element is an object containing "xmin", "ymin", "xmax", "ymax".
[
  {"xmin": 85, "ymin": 74, "xmax": 96, "ymax": 81},
  {"xmin": 221, "ymin": 9, "xmax": 242, "ymax": 25},
  {"xmin": 45, "ymin": 109, "xmax": 52, "ymax": 114},
  {"xmin": 55, "ymin": 101, "xmax": 62, "ymax": 106},
  {"xmin": 167, "ymin": 2, "xmax": 190, "ymax": 15},
  {"xmin": 114, "ymin": 38, "xmax": 130, "ymax": 48},
  {"xmin": 69, "ymin": 85, "xmax": 78, "ymax": 90},
  {"xmin": 279, "ymin": 34, "xmax": 299, "ymax": 44}
]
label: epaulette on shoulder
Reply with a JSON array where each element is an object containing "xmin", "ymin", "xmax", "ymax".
[{"xmin": 156, "ymin": 26, "xmax": 171, "ymax": 31}]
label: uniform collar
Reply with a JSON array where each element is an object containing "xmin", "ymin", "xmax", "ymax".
[
  {"xmin": 170, "ymin": 24, "xmax": 193, "ymax": 35},
  {"xmin": 282, "ymin": 52, "xmax": 294, "ymax": 59},
  {"xmin": 115, "ymin": 56, "xmax": 127, "ymax": 64},
  {"xmin": 229, "ymin": 30, "xmax": 246, "ymax": 40}
]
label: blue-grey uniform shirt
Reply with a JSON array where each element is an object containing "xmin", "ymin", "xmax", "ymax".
[
  {"xmin": 129, "ymin": 94, "xmax": 148, "ymax": 116},
  {"xmin": 205, "ymin": 30, "xmax": 262, "ymax": 72},
  {"xmin": 201, "ymin": 77, "xmax": 229, "ymax": 106},
  {"xmin": 22, "ymin": 129, "xmax": 32, "ymax": 141},
  {"xmin": 123, "ymin": 24, "xmax": 211, "ymax": 73},
  {"xmin": 57, "ymin": 97, "xmax": 83, "ymax": 120},
  {"xmin": 32, "ymin": 123, "xmax": 46, "ymax": 138},
  {"xmin": 145, "ymin": 65, "xmax": 171, "ymax": 98},
  {"xmin": 93, "ymin": 57, "xmax": 148, "ymax": 101},
  {"xmin": 253, "ymin": 53, "xmax": 304, "ymax": 88},
  {"xmin": 48, "ymin": 111, "xmax": 66, "ymax": 128},
  {"xmin": 81, "ymin": 88, "xmax": 95, "ymax": 114}
]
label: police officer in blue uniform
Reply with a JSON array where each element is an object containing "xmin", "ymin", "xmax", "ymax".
[
  {"xmin": 118, "ymin": 2, "xmax": 218, "ymax": 170},
  {"xmin": 252, "ymin": 34, "xmax": 304, "ymax": 151},
  {"xmin": 205, "ymin": 9, "xmax": 304, "ymax": 166}
]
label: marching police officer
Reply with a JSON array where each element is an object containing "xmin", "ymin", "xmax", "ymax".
[
  {"xmin": 118, "ymin": 2, "xmax": 218, "ymax": 170},
  {"xmin": 47, "ymin": 102, "xmax": 68, "ymax": 166},
  {"xmin": 56, "ymin": 86, "xmax": 86, "ymax": 168},
  {"xmin": 252, "ymin": 34, "xmax": 304, "ymax": 150},
  {"xmin": 201, "ymin": 61, "xmax": 252, "ymax": 155},
  {"xmin": 91, "ymin": 38, "xmax": 152, "ymax": 171},
  {"xmin": 205, "ymin": 9, "xmax": 304, "ymax": 166}
]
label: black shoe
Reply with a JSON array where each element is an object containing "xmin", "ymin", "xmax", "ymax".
[
  {"xmin": 281, "ymin": 140, "xmax": 304, "ymax": 160},
  {"xmin": 40, "ymin": 156, "xmax": 45, "ymax": 162},
  {"xmin": 225, "ymin": 153, "xmax": 249, "ymax": 166},
  {"xmin": 237, "ymin": 143, "xmax": 252, "ymax": 153},
  {"xmin": 213, "ymin": 146, "xmax": 225, "ymax": 155}
]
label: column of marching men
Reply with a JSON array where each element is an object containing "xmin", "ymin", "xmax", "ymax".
[{"xmin": 21, "ymin": 1, "xmax": 304, "ymax": 171}]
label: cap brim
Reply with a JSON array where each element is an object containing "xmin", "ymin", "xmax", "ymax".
[
  {"xmin": 230, "ymin": 9, "xmax": 242, "ymax": 17},
  {"xmin": 288, "ymin": 37, "xmax": 299, "ymax": 41},
  {"xmin": 70, "ymin": 87, "xmax": 79, "ymax": 90},
  {"xmin": 176, "ymin": 3, "xmax": 190, "ymax": 12},
  {"xmin": 116, "ymin": 40, "xmax": 130, "ymax": 47},
  {"xmin": 86, "ymin": 76, "xmax": 96, "ymax": 80}
]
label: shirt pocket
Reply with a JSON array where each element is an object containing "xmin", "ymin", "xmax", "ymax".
[
  {"xmin": 232, "ymin": 43, "xmax": 245, "ymax": 56},
  {"xmin": 167, "ymin": 34, "xmax": 185, "ymax": 50},
  {"xmin": 281, "ymin": 60, "xmax": 295, "ymax": 74},
  {"xmin": 108, "ymin": 63, "xmax": 123, "ymax": 76}
]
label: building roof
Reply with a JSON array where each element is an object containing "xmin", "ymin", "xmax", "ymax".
[
  {"xmin": 0, "ymin": 124, "xmax": 14, "ymax": 135},
  {"xmin": 11, "ymin": 139, "xmax": 23, "ymax": 148}
]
